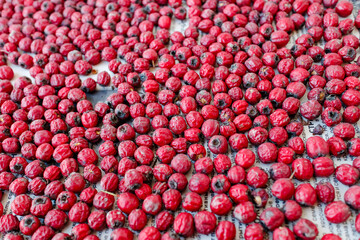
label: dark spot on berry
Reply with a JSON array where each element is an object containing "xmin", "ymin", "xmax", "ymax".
[
  {"xmin": 189, "ymin": 58, "xmax": 198, "ymax": 67},
  {"xmin": 347, "ymin": 48, "xmax": 356, "ymax": 59},
  {"xmin": 24, "ymin": 217, "xmax": 34, "ymax": 227},
  {"xmin": 262, "ymin": 106, "xmax": 271, "ymax": 115},
  {"xmin": 13, "ymin": 163, "xmax": 23, "ymax": 172},
  {"xmin": 324, "ymin": 48, "xmax": 332, "ymax": 54},
  {"xmin": 108, "ymin": 22, "xmax": 115, "ymax": 31},
  {"xmin": 307, "ymin": 37, "xmax": 314, "ymax": 46},
  {"xmin": 215, "ymin": 20, "xmax": 223, "ymax": 27},
  {"xmin": 231, "ymin": 44, "xmax": 239, "ymax": 52},
  {"xmin": 19, "ymin": 63, "xmax": 27, "ymax": 68},
  {"xmin": 270, "ymin": 100, "xmax": 281, "ymax": 108},
  {"xmin": 314, "ymin": 54, "xmax": 323, "ymax": 62},
  {"xmin": 213, "ymin": 179, "xmax": 225, "ymax": 192},
  {"xmin": 49, "ymin": 46, "xmax": 57, "ymax": 53},
  {"xmin": 106, "ymin": 4, "xmax": 115, "ymax": 12},
  {"xmin": 110, "ymin": 115, "xmax": 120, "ymax": 126},
  {"xmin": 131, "ymin": 76, "xmax": 140, "ymax": 85},
  {"xmin": 313, "ymin": 125, "xmax": 324, "ymax": 135},
  {"xmin": 35, "ymin": 197, "xmax": 46, "ymax": 205},
  {"xmin": 210, "ymin": 138, "xmax": 220, "ymax": 148},
  {"xmin": 217, "ymin": 99, "xmax": 226, "ymax": 107},
  {"xmin": 351, "ymin": 71, "xmax": 360, "ymax": 77},
  {"xmin": 274, "ymin": 54, "xmax": 280, "ymax": 64},
  {"xmin": 264, "ymin": 27, "xmax": 272, "ymax": 35},
  {"xmin": 177, "ymin": 53, "xmax": 185, "ymax": 61},
  {"xmin": 2, "ymin": 128, "xmax": 10, "ymax": 136},
  {"xmin": 328, "ymin": 111, "xmax": 339, "ymax": 120},
  {"xmin": 59, "ymin": 194, "xmax": 69, "ymax": 203},
  {"xmin": 113, "ymin": 220, "xmax": 124, "ymax": 228},
  {"xmin": 290, "ymin": 45, "xmax": 298, "ymax": 55},
  {"xmin": 246, "ymin": 107, "xmax": 258, "ymax": 118}
]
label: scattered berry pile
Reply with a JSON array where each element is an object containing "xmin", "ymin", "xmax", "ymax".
[{"xmin": 1, "ymin": 0, "xmax": 360, "ymax": 239}]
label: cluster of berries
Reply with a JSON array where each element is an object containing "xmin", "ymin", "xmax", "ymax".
[{"xmin": 1, "ymin": 0, "xmax": 360, "ymax": 239}]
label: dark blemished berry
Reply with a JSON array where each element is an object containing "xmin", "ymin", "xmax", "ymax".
[
  {"xmin": 251, "ymin": 189, "xmax": 269, "ymax": 208},
  {"xmin": 316, "ymin": 182, "xmax": 335, "ymax": 203}
]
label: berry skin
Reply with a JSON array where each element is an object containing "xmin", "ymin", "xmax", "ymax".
[
  {"xmin": 257, "ymin": 142, "xmax": 278, "ymax": 163},
  {"xmin": 327, "ymin": 137, "xmax": 347, "ymax": 157},
  {"xmin": 316, "ymin": 182, "xmax": 335, "ymax": 203},
  {"xmin": 324, "ymin": 201, "xmax": 351, "ymax": 224},
  {"xmin": 244, "ymin": 223, "xmax": 265, "ymax": 240},
  {"xmin": 56, "ymin": 191, "xmax": 77, "ymax": 211},
  {"xmin": 321, "ymin": 234, "xmax": 342, "ymax": 240},
  {"xmin": 155, "ymin": 211, "xmax": 173, "ymax": 232},
  {"xmin": 30, "ymin": 196, "xmax": 53, "ymax": 218},
  {"xmin": 284, "ymin": 200, "xmax": 302, "ymax": 222},
  {"xmin": 44, "ymin": 209, "xmax": 68, "ymax": 230},
  {"xmin": 344, "ymin": 186, "xmax": 360, "ymax": 209},
  {"xmin": 335, "ymin": 164, "xmax": 360, "ymax": 186},
  {"xmin": 182, "ymin": 192, "xmax": 203, "ymax": 212},
  {"xmin": 210, "ymin": 193, "xmax": 232, "ymax": 216},
  {"xmin": 128, "ymin": 209, "xmax": 147, "ymax": 231},
  {"xmin": 260, "ymin": 207, "xmax": 285, "ymax": 231},
  {"xmin": 293, "ymin": 218, "xmax": 318, "ymax": 240},
  {"xmin": 300, "ymin": 100, "xmax": 322, "ymax": 120},
  {"xmin": 271, "ymin": 178, "xmax": 295, "ymax": 200},
  {"xmin": 106, "ymin": 211, "xmax": 126, "ymax": 229},
  {"xmin": 139, "ymin": 227, "xmax": 161, "ymax": 240},
  {"xmin": 233, "ymin": 201, "xmax": 257, "ymax": 224},
  {"xmin": 32, "ymin": 226, "xmax": 55, "ymax": 240},
  {"xmin": 110, "ymin": 228, "xmax": 134, "ymax": 240},
  {"xmin": 306, "ymin": 136, "xmax": 329, "ymax": 159},
  {"xmin": 246, "ymin": 167, "xmax": 268, "ymax": 188},
  {"xmin": 356, "ymin": 213, "xmax": 360, "ymax": 233},
  {"xmin": 189, "ymin": 173, "xmax": 210, "ymax": 194},
  {"xmin": 143, "ymin": 194, "xmax": 162, "ymax": 215},
  {"xmin": 69, "ymin": 202, "xmax": 90, "ymax": 223},
  {"xmin": 292, "ymin": 158, "xmax": 314, "ymax": 181},
  {"xmin": 11, "ymin": 194, "xmax": 32, "ymax": 216},
  {"xmin": 19, "ymin": 215, "xmax": 41, "ymax": 236},
  {"xmin": 173, "ymin": 212, "xmax": 194, "ymax": 237},
  {"xmin": 295, "ymin": 183, "xmax": 317, "ymax": 206},
  {"xmin": 273, "ymin": 227, "xmax": 295, "ymax": 240},
  {"xmin": 0, "ymin": 214, "xmax": 20, "ymax": 233},
  {"xmin": 235, "ymin": 149, "xmax": 255, "ymax": 169},
  {"xmin": 208, "ymin": 135, "xmax": 228, "ymax": 154},
  {"xmin": 194, "ymin": 211, "xmax": 217, "ymax": 235},
  {"xmin": 216, "ymin": 221, "xmax": 236, "ymax": 240}
]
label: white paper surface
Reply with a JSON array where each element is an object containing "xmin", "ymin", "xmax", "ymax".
[{"xmin": 2, "ymin": 1, "xmax": 360, "ymax": 239}]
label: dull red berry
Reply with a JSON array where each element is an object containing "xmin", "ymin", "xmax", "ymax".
[{"xmin": 324, "ymin": 201, "xmax": 351, "ymax": 224}]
